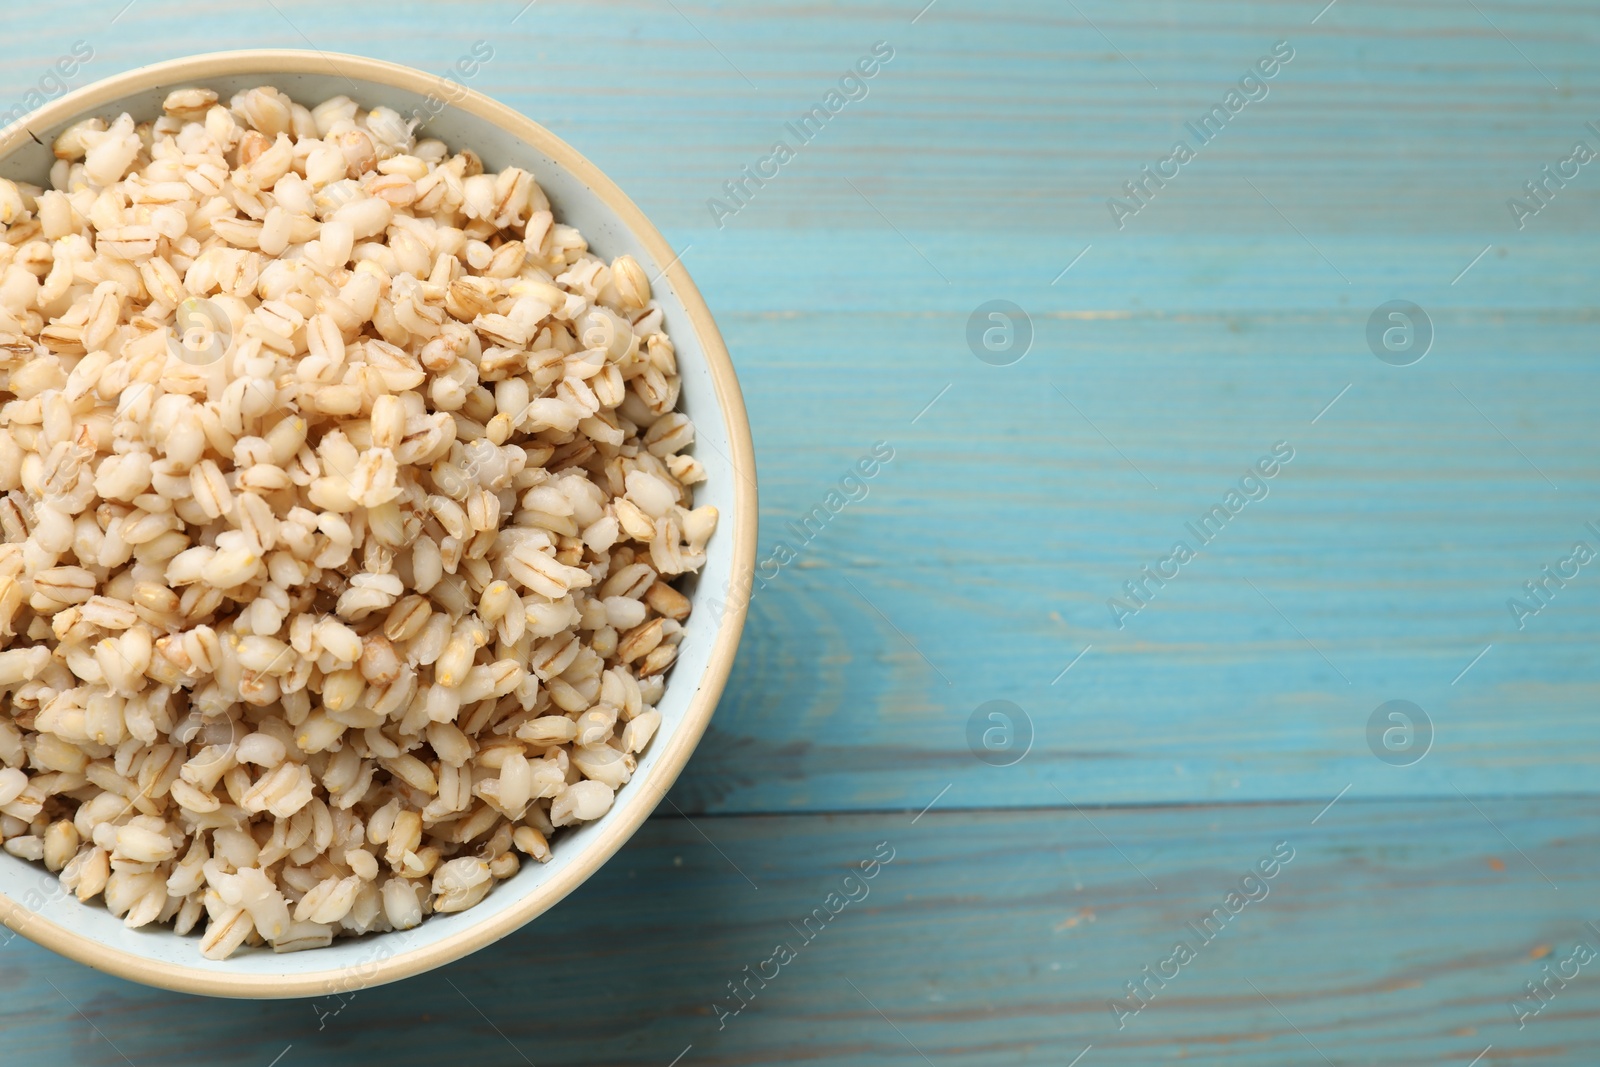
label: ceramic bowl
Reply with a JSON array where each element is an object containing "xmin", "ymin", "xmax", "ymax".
[{"xmin": 0, "ymin": 50, "xmax": 756, "ymax": 998}]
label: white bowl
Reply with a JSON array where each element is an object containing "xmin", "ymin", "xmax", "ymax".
[{"xmin": 0, "ymin": 50, "xmax": 757, "ymax": 998}]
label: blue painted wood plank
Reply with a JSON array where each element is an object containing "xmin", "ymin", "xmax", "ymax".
[{"xmin": 4, "ymin": 798, "xmax": 1598, "ymax": 1065}]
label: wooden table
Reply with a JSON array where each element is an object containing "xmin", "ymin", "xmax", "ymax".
[{"xmin": 5, "ymin": 1, "xmax": 1598, "ymax": 1063}]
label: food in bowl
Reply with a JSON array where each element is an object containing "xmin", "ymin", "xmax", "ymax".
[{"xmin": 0, "ymin": 84, "xmax": 716, "ymax": 959}]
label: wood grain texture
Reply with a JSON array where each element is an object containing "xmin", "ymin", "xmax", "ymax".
[
  {"xmin": 4, "ymin": 799, "xmax": 1598, "ymax": 1066},
  {"xmin": 1, "ymin": 0, "xmax": 1597, "ymax": 1062}
]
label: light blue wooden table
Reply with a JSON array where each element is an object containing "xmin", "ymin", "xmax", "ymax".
[{"xmin": 5, "ymin": 1, "xmax": 1599, "ymax": 1064}]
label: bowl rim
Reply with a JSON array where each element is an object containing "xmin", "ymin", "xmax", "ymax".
[{"xmin": 0, "ymin": 48, "xmax": 757, "ymax": 999}]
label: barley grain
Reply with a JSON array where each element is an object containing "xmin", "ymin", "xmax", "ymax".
[{"xmin": 0, "ymin": 83, "xmax": 716, "ymax": 960}]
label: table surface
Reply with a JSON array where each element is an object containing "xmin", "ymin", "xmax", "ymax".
[{"xmin": 5, "ymin": 1, "xmax": 1599, "ymax": 1064}]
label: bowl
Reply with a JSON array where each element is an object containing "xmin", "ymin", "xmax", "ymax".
[{"xmin": 0, "ymin": 50, "xmax": 756, "ymax": 998}]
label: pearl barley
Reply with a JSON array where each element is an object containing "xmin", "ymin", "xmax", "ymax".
[{"xmin": 0, "ymin": 83, "xmax": 714, "ymax": 959}]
